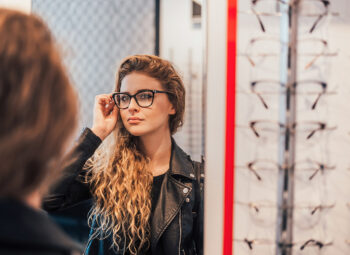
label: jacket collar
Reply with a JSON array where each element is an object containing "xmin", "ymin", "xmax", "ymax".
[
  {"xmin": 168, "ymin": 138, "xmax": 196, "ymax": 181},
  {"xmin": 150, "ymin": 138, "xmax": 195, "ymax": 251}
]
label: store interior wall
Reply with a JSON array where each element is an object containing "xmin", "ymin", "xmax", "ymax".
[
  {"xmin": 234, "ymin": 1, "xmax": 350, "ymax": 254},
  {"xmin": 0, "ymin": 0, "xmax": 31, "ymax": 13},
  {"xmin": 32, "ymin": 0, "xmax": 156, "ymax": 132},
  {"xmin": 160, "ymin": 0, "xmax": 204, "ymax": 161}
]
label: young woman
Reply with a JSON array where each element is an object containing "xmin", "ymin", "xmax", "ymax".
[{"xmin": 45, "ymin": 55, "xmax": 204, "ymax": 255}]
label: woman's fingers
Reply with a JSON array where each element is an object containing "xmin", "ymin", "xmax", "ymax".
[
  {"xmin": 107, "ymin": 104, "xmax": 119, "ymax": 120},
  {"xmin": 105, "ymin": 104, "xmax": 118, "ymax": 118},
  {"xmin": 97, "ymin": 95, "xmax": 111, "ymax": 106},
  {"xmin": 104, "ymin": 100, "xmax": 115, "ymax": 114},
  {"xmin": 91, "ymin": 93, "xmax": 119, "ymax": 140},
  {"xmin": 96, "ymin": 94, "xmax": 114, "ymax": 116}
]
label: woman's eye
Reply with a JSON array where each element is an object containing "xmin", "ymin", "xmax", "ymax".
[
  {"xmin": 120, "ymin": 95, "xmax": 129, "ymax": 102},
  {"xmin": 139, "ymin": 93, "xmax": 153, "ymax": 100}
]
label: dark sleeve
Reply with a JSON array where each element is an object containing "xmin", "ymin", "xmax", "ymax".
[
  {"xmin": 43, "ymin": 128, "xmax": 102, "ymax": 212},
  {"xmin": 193, "ymin": 161, "xmax": 204, "ymax": 255}
]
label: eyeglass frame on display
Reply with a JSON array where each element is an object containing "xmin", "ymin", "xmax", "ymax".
[
  {"xmin": 247, "ymin": 119, "xmax": 336, "ymax": 140},
  {"xmin": 241, "ymin": 36, "xmax": 337, "ymax": 70},
  {"xmin": 236, "ymin": 200, "xmax": 335, "ymax": 215},
  {"xmin": 235, "ymin": 200, "xmax": 335, "ymax": 230},
  {"xmin": 251, "ymin": 0, "xmax": 330, "ymax": 34},
  {"xmin": 250, "ymin": 79, "xmax": 332, "ymax": 110},
  {"xmin": 236, "ymin": 158, "xmax": 335, "ymax": 182},
  {"xmin": 234, "ymin": 237, "xmax": 333, "ymax": 250}
]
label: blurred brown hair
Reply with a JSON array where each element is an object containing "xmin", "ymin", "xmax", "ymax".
[{"xmin": 0, "ymin": 8, "xmax": 77, "ymax": 198}]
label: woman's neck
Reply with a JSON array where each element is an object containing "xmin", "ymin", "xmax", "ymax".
[{"xmin": 139, "ymin": 128, "xmax": 172, "ymax": 176}]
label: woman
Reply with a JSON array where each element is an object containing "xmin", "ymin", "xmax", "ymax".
[
  {"xmin": 45, "ymin": 55, "xmax": 204, "ymax": 255},
  {"xmin": 0, "ymin": 8, "xmax": 81, "ymax": 255}
]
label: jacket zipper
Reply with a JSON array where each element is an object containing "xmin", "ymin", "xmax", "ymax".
[{"xmin": 178, "ymin": 209, "xmax": 182, "ymax": 255}]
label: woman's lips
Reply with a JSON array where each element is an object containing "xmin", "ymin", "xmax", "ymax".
[{"xmin": 127, "ymin": 117, "xmax": 143, "ymax": 124}]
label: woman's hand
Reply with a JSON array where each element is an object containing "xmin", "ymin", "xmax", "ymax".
[{"xmin": 91, "ymin": 94, "xmax": 119, "ymax": 141}]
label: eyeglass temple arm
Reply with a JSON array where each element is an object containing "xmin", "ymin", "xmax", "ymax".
[
  {"xmin": 309, "ymin": 15, "xmax": 321, "ymax": 33},
  {"xmin": 246, "ymin": 54, "xmax": 256, "ymax": 66},
  {"xmin": 250, "ymin": 122, "xmax": 260, "ymax": 137},
  {"xmin": 244, "ymin": 238, "xmax": 254, "ymax": 250},
  {"xmin": 306, "ymin": 130, "xmax": 316, "ymax": 139},
  {"xmin": 304, "ymin": 53, "xmax": 321, "ymax": 70},
  {"xmin": 300, "ymin": 239, "xmax": 329, "ymax": 250},
  {"xmin": 256, "ymin": 93, "xmax": 269, "ymax": 109},
  {"xmin": 308, "ymin": 168, "xmax": 320, "ymax": 180},
  {"xmin": 251, "ymin": 7, "xmax": 266, "ymax": 32},
  {"xmin": 247, "ymin": 163, "xmax": 263, "ymax": 181},
  {"xmin": 311, "ymin": 93, "xmax": 322, "ymax": 110}
]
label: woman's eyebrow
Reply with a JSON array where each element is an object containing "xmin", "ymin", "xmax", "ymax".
[{"xmin": 119, "ymin": 89, "xmax": 152, "ymax": 94}]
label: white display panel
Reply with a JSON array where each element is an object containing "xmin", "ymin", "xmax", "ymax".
[
  {"xmin": 204, "ymin": 0, "xmax": 228, "ymax": 254},
  {"xmin": 0, "ymin": 0, "xmax": 31, "ymax": 13}
]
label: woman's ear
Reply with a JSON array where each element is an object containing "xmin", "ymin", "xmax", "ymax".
[{"xmin": 169, "ymin": 104, "xmax": 176, "ymax": 115}]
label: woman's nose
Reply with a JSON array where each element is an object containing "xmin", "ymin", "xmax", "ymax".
[{"xmin": 128, "ymin": 97, "xmax": 140, "ymax": 113}]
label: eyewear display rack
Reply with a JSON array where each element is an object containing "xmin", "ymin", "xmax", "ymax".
[{"xmin": 276, "ymin": 1, "xmax": 298, "ymax": 255}]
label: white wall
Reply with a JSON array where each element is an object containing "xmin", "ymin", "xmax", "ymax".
[
  {"xmin": 0, "ymin": 0, "xmax": 31, "ymax": 13},
  {"xmin": 161, "ymin": 0, "xmax": 228, "ymax": 254},
  {"xmin": 204, "ymin": 0, "xmax": 227, "ymax": 253},
  {"xmin": 160, "ymin": 0, "xmax": 204, "ymax": 161}
]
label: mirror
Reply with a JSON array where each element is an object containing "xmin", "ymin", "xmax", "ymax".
[{"xmin": 29, "ymin": 0, "xmax": 206, "ymax": 252}]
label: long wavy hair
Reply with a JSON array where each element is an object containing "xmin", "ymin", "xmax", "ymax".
[{"xmin": 86, "ymin": 55, "xmax": 186, "ymax": 254}]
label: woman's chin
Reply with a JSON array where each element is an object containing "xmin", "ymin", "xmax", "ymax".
[{"xmin": 125, "ymin": 126, "xmax": 147, "ymax": 137}]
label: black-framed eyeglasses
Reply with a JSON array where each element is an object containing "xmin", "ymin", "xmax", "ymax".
[
  {"xmin": 112, "ymin": 89, "xmax": 170, "ymax": 109},
  {"xmin": 235, "ymin": 237, "xmax": 332, "ymax": 250},
  {"xmin": 251, "ymin": 0, "xmax": 330, "ymax": 34},
  {"xmin": 236, "ymin": 200, "xmax": 335, "ymax": 215},
  {"xmin": 235, "ymin": 200, "xmax": 335, "ymax": 229},
  {"xmin": 250, "ymin": 79, "xmax": 328, "ymax": 110},
  {"xmin": 248, "ymin": 119, "xmax": 336, "ymax": 140},
  {"xmin": 300, "ymin": 239, "xmax": 333, "ymax": 250},
  {"xmin": 234, "ymin": 237, "xmax": 275, "ymax": 250},
  {"xmin": 237, "ymin": 158, "xmax": 335, "ymax": 182},
  {"xmin": 243, "ymin": 37, "xmax": 336, "ymax": 70}
]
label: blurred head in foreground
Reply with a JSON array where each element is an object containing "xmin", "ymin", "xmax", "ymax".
[{"xmin": 0, "ymin": 8, "xmax": 77, "ymax": 204}]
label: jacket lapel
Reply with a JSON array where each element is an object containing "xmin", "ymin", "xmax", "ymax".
[{"xmin": 150, "ymin": 139, "xmax": 196, "ymax": 251}]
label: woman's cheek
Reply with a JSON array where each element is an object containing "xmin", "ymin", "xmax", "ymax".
[{"xmin": 120, "ymin": 113, "xmax": 129, "ymax": 127}]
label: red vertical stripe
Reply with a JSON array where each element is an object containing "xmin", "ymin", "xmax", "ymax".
[{"xmin": 223, "ymin": 0, "xmax": 237, "ymax": 255}]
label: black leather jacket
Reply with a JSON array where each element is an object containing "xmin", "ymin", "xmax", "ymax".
[{"xmin": 44, "ymin": 128, "xmax": 204, "ymax": 255}]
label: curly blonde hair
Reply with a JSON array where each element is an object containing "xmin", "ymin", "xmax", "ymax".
[{"xmin": 86, "ymin": 55, "xmax": 185, "ymax": 254}]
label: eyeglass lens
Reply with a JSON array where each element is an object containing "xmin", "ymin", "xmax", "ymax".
[{"xmin": 115, "ymin": 91, "xmax": 154, "ymax": 109}]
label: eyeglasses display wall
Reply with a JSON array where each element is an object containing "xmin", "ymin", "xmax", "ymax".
[{"xmin": 234, "ymin": 0, "xmax": 350, "ymax": 254}]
